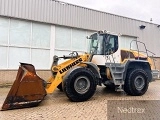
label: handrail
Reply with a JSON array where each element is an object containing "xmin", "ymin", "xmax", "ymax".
[
  {"xmin": 130, "ymin": 40, "xmax": 149, "ymax": 59},
  {"xmin": 129, "ymin": 40, "xmax": 157, "ymax": 69}
]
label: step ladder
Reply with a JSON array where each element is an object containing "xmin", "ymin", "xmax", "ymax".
[{"xmin": 105, "ymin": 62, "xmax": 125, "ymax": 91}]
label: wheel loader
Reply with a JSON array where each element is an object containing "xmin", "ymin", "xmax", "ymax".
[{"xmin": 1, "ymin": 30, "xmax": 159, "ymax": 111}]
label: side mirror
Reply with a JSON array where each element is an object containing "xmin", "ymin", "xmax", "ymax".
[{"xmin": 86, "ymin": 36, "xmax": 90, "ymax": 39}]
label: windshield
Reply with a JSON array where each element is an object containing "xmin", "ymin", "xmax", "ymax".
[
  {"xmin": 89, "ymin": 33, "xmax": 103, "ymax": 54},
  {"xmin": 88, "ymin": 33, "xmax": 118, "ymax": 55}
]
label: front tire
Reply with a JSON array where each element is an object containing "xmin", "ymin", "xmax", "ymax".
[
  {"xmin": 63, "ymin": 67, "xmax": 97, "ymax": 102},
  {"xmin": 124, "ymin": 68, "xmax": 149, "ymax": 96}
]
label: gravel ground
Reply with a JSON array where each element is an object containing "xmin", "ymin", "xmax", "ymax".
[{"xmin": 0, "ymin": 80, "xmax": 160, "ymax": 120}]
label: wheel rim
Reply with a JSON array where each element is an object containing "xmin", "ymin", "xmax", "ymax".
[
  {"xmin": 134, "ymin": 75, "xmax": 145, "ymax": 90},
  {"xmin": 74, "ymin": 76, "xmax": 90, "ymax": 94}
]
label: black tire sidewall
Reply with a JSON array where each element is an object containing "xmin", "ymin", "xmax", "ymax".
[
  {"xmin": 57, "ymin": 83, "xmax": 63, "ymax": 91},
  {"xmin": 63, "ymin": 68, "xmax": 96, "ymax": 102},
  {"xmin": 124, "ymin": 69, "xmax": 149, "ymax": 96}
]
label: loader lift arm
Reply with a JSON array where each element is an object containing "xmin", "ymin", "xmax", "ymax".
[{"xmin": 46, "ymin": 51, "xmax": 88, "ymax": 93}]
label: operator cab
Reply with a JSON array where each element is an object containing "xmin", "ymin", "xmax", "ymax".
[
  {"xmin": 88, "ymin": 31, "xmax": 120, "ymax": 65},
  {"xmin": 89, "ymin": 32, "xmax": 118, "ymax": 55}
]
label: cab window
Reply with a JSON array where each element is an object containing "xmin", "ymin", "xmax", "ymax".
[{"xmin": 105, "ymin": 35, "xmax": 118, "ymax": 55}]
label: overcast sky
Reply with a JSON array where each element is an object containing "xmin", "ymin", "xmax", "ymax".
[{"xmin": 59, "ymin": 0, "xmax": 160, "ymax": 25}]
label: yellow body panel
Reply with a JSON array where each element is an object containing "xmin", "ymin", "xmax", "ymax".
[{"xmin": 121, "ymin": 49, "xmax": 155, "ymax": 70}]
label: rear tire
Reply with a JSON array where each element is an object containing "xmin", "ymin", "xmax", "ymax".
[
  {"xmin": 63, "ymin": 67, "xmax": 97, "ymax": 102},
  {"xmin": 124, "ymin": 68, "xmax": 149, "ymax": 96}
]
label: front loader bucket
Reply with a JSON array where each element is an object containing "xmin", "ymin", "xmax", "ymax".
[{"xmin": 1, "ymin": 63, "xmax": 47, "ymax": 111}]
